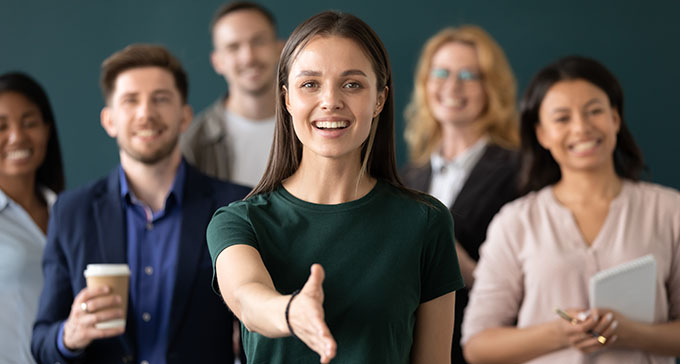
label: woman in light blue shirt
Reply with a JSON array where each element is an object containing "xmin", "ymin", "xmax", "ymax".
[{"xmin": 0, "ymin": 72, "xmax": 64, "ymax": 363}]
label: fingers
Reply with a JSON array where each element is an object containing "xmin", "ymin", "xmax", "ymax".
[
  {"xmin": 304, "ymin": 264, "xmax": 325, "ymax": 293},
  {"xmin": 64, "ymin": 286, "xmax": 126, "ymax": 350},
  {"xmin": 293, "ymin": 264, "xmax": 336, "ymax": 362}
]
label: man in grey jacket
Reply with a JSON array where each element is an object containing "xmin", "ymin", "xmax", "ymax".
[{"xmin": 181, "ymin": 2, "xmax": 281, "ymax": 187}]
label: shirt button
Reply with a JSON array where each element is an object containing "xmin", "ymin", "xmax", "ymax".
[
  {"xmin": 141, "ymin": 361, "xmax": 150, "ymax": 364},
  {"xmin": 146, "ymin": 222, "xmax": 153, "ymax": 230},
  {"xmin": 142, "ymin": 312, "xmax": 151, "ymax": 322},
  {"xmin": 144, "ymin": 266, "xmax": 153, "ymax": 275}
]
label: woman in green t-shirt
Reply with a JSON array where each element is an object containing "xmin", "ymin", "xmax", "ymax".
[{"xmin": 207, "ymin": 10, "xmax": 464, "ymax": 364}]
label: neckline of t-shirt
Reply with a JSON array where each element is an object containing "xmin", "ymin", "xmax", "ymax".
[
  {"xmin": 544, "ymin": 179, "xmax": 631, "ymax": 212},
  {"xmin": 275, "ymin": 180, "xmax": 384, "ymax": 212},
  {"xmin": 225, "ymin": 109, "xmax": 275, "ymax": 130}
]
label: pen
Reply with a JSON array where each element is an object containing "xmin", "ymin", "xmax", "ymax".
[{"xmin": 554, "ymin": 308, "xmax": 607, "ymax": 344}]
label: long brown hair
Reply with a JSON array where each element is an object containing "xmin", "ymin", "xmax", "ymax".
[{"xmin": 248, "ymin": 11, "xmax": 406, "ymax": 198}]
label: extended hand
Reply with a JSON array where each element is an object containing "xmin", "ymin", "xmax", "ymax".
[
  {"xmin": 63, "ymin": 286, "xmax": 126, "ymax": 350},
  {"xmin": 287, "ymin": 264, "xmax": 337, "ymax": 363}
]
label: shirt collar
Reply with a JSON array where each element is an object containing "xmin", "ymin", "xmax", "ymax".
[
  {"xmin": 0, "ymin": 185, "xmax": 57, "ymax": 212},
  {"xmin": 431, "ymin": 136, "xmax": 489, "ymax": 174},
  {"xmin": 119, "ymin": 159, "xmax": 187, "ymax": 208},
  {"xmin": 0, "ymin": 189, "xmax": 8, "ymax": 211}
]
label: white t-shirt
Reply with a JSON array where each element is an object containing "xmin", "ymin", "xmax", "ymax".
[{"xmin": 224, "ymin": 110, "xmax": 276, "ymax": 187}]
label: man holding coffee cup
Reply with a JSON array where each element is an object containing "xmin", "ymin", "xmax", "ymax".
[{"xmin": 31, "ymin": 44, "xmax": 250, "ymax": 364}]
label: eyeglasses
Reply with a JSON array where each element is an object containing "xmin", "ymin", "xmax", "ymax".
[{"xmin": 430, "ymin": 68, "xmax": 481, "ymax": 83}]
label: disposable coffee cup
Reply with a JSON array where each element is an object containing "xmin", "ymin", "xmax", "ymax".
[{"xmin": 83, "ymin": 264, "xmax": 130, "ymax": 329}]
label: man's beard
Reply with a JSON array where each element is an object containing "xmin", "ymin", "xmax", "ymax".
[{"xmin": 117, "ymin": 134, "xmax": 179, "ymax": 165}]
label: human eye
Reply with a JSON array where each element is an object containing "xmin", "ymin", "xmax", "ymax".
[
  {"xmin": 300, "ymin": 80, "xmax": 318, "ymax": 89},
  {"xmin": 22, "ymin": 118, "xmax": 41, "ymax": 128},
  {"xmin": 430, "ymin": 68, "xmax": 449, "ymax": 80},
  {"xmin": 458, "ymin": 69, "xmax": 481, "ymax": 81},
  {"xmin": 120, "ymin": 96, "xmax": 137, "ymax": 105},
  {"xmin": 153, "ymin": 94, "xmax": 171, "ymax": 103},
  {"xmin": 0, "ymin": 120, "xmax": 7, "ymax": 131},
  {"xmin": 343, "ymin": 81, "xmax": 363, "ymax": 89},
  {"xmin": 588, "ymin": 107, "xmax": 604, "ymax": 116}
]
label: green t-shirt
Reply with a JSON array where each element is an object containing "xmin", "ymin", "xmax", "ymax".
[{"xmin": 207, "ymin": 180, "xmax": 463, "ymax": 364}]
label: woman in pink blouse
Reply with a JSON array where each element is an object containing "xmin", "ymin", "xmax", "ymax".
[{"xmin": 462, "ymin": 56, "xmax": 680, "ymax": 363}]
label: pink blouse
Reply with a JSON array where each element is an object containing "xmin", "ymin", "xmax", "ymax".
[{"xmin": 462, "ymin": 181, "xmax": 680, "ymax": 363}]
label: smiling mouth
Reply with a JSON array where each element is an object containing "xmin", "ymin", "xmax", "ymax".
[
  {"xmin": 313, "ymin": 121, "xmax": 349, "ymax": 130},
  {"xmin": 136, "ymin": 129, "xmax": 161, "ymax": 138},
  {"xmin": 5, "ymin": 149, "xmax": 32, "ymax": 160},
  {"xmin": 570, "ymin": 139, "xmax": 600, "ymax": 153},
  {"xmin": 441, "ymin": 97, "xmax": 465, "ymax": 108}
]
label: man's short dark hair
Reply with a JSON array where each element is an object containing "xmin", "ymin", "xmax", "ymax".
[
  {"xmin": 210, "ymin": 1, "xmax": 276, "ymax": 34},
  {"xmin": 100, "ymin": 44, "xmax": 189, "ymax": 104}
]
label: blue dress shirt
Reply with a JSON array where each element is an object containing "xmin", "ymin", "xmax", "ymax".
[
  {"xmin": 57, "ymin": 162, "xmax": 186, "ymax": 364},
  {"xmin": 121, "ymin": 161, "xmax": 185, "ymax": 364}
]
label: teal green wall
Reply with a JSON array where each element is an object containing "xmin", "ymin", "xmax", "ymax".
[{"xmin": 1, "ymin": 0, "xmax": 678, "ymax": 189}]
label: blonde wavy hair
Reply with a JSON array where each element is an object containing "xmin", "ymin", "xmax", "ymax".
[{"xmin": 404, "ymin": 25, "xmax": 519, "ymax": 165}]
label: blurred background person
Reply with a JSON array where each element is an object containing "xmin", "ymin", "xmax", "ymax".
[
  {"xmin": 181, "ymin": 1, "xmax": 282, "ymax": 187},
  {"xmin": 462, "ymin": 56, "xmax": 680, "ymax": 363},
  {"xmin": 0, "ymin": 72, "xmax": 64, "ymax": 364},
  {"xmin": 400, "ymin": 25, "xmax": 519, "ymax": 363}
]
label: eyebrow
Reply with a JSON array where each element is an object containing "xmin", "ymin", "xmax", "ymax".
[
  {"xmin": 549, "ymin": 98, "xmax": 605, "ymax": 114},
  {"xmin": 294, "ymin": 69, "xmax": 368, "ymax": 78},
  {"xmin": 0, "ymin": 110, "xmax": 40, "ymax": 120}
]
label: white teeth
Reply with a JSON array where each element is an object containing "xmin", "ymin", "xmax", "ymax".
[
  {"xmin": 137, "ymin": 130, "xmax": 157, "ymax": 137},
  {"xmin": 315, "ymin": 121, "xmax": 348, "ymax": 129},
  {"xmin": 442, "ymin": 98, "xmax": 464, "ymax": 108},
  {"xmin": 571, "ymin": 140, "xmax": 598, "ymax": 153},
  {"xmin": 6, "ymin": 149, "xmax": 31, "ymax": 160}
]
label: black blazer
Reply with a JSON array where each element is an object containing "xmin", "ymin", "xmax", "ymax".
[
  {"xmin": 31, "ymin": 163, "xmax": 250, "ymax": 364},
  {"xmin": 400, "ymin": 144, "xmax": 519, "ymax": 364}
]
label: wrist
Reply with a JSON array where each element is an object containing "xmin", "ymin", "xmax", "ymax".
[{"xmin": 285, "ymin": 289, "xmax": 301, "ymax": 338}]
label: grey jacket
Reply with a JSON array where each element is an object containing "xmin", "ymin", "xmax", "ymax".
[{"xmin": 180, "ymin": 97, "xmax": 233, "ymax": 181}]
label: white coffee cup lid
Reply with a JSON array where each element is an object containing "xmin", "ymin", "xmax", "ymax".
[{"xmin": 84, "ymin": 264, "xmax": 130, "ymax": 277}]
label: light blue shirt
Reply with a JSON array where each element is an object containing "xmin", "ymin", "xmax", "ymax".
[{"xmin": 0, "ymin": 187, "xmax": 55, "ymax": 364}]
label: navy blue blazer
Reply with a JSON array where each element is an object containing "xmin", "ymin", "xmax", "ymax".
[{"xmin": 31, "ymin": 163, "xmax": 250, "ymax": 364}]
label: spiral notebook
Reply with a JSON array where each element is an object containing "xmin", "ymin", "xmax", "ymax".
[{"xmin": 589, "ymin": 254, "xmax": 656, "ymax": 323}]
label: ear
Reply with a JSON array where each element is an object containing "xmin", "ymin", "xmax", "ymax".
[
  {"xmin": 100, "ymin": 107, "xmax": 118, "ymax": 138},
  {"xmin": 282, "ymin": 85, "xmax": 291, "ymax": 113},
  {"xmin": 611, "ymin": 107, "xmax": 621, "ymax": 133},
  {"xmin": 535, "ymin": 122, "xmax": 549, "ymax": 150},
  {"xmin": 210, "ymin": 50, "xmax": 223, "ymax": 76},
  {"xmin": 179, "ymin": 104, "xmax": 193, "ymax": 133},
  {"xmin": 373, "ymin": 86, "xmax": 388, "ymax": 118}
]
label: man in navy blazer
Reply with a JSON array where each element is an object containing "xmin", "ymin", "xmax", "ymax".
[{"xmin": 31, "ymin": 44, "xmax": 250, "ymax": 364}]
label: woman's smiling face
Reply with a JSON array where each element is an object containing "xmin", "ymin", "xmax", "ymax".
[
  {"xmin": 284, "ymin": 35, "xmax": 386, "ymax": 162},
  {"xmin": 536, "ymin": 79, "xmax": 620, "ymax": 174}
]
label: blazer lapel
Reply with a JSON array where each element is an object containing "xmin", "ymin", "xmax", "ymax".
[
  {"xmin": 92, "ymin": 170, "xmax": 127, "ymax": 264},
  {"xmin": 166, "ymin": 167, "xmax": 214, "ymax": 344},
  {"xmin": 92, "ymin": 169, "xmax": 136, "ymax": 357}
]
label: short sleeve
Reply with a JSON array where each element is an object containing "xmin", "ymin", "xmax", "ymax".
[
  {"xmin": 206, "ymin": 202, "xmax": 259, "ymax": 270},
  {"xmin": 461, "ymin": 208, "xmax": 525, "ymax": 344},
  {"xmin": 420, "ymin": 200, "xmax": 465, "ymax": 303}
]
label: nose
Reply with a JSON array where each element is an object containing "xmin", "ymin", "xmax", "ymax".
[
  {"xmin": 442, "ymin": 74, "xmax": 463, "ymax": 92},
  {"xmin": 572, "ymin": 112, "xmax": 593, "ymax": 134},
  {"xmin": 7, "ymin": 123, "xmax": 27, "ymax": 144},
  {"xmin": 238, "ymin": 43, "xmax": 255, "ymax": 64},
  {"xmin": 136, "ymin": 98, "xmax": 155, "ymax": 121},
  {"xmin": 320, "ymin": 86, "xmax": 343, "ymax": 111}
]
